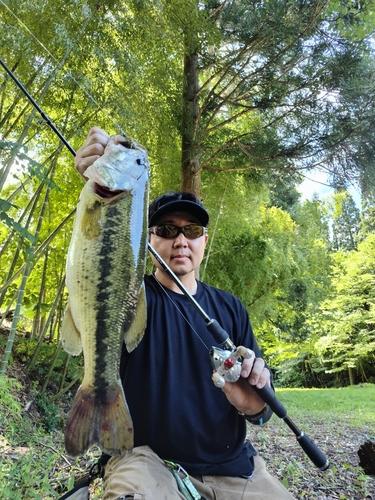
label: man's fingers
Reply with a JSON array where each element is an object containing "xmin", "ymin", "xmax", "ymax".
[
  {"xmin": 241, "ymin": 355, "xmax": 270, "ymax": 389},
  {"xmin": 250, "ymin": 368, "xmax": 270, "ymax": 389},
  {"xmin": 86, "ymin": 126, "xmax": 109, "ymax": 142},
  {"xmin": 247, "ymin": 358, "xmax": 265, "ymax": 384},
  {"xmin": 74, "ymin": 128, "xmax": 109, "ymax": 176},
  {"xmin": 78, "ymin": 155, "xmax": 101, "ymax": 173},
  {"xmin": 240, "ymin": 353, "xmax": 255, "ymax": 378}
]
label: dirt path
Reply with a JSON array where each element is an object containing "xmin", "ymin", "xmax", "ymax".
[{"xmin": 249, "ymin": 417, "xmax": 375, "ymax": 499}]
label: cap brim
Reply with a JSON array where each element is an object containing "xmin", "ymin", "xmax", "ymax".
[{"xmin": 149, "ymin": 200, "xmax": 209, "ymax": 227}]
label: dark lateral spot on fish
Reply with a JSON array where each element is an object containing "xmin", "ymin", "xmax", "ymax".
[
  {"xmin": 136, "ymin": 159, "xmax": 141, "ymax": 165},
  {"xmin": 95, "ymin": 184, "xmax": 123, "ymax": 199}
]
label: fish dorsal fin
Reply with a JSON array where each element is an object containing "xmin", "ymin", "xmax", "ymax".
[
  {"xmin": 61, "ymin": 304, "xmax": 82, "ymax": 355},
  {"xmin": 125, "ymin": 283, "xmax": 147, "ymax": 352}
]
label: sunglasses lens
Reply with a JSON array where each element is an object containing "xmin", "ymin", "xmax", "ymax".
[
  {"xmin": 153, "ymin": 224, "xmax": 205, "ymax": 238},
  {"xmin": 184, "ymin": 225, "xmax": 204, "ymax": 238},
  {"xmin": 155, "ymin": 224, "xmax": 178, "ymax": 238}
]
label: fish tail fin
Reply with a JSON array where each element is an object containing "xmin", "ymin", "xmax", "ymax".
[{"xmin": 65, "ymin": 381, "xmax": 133, "ymax": 457}]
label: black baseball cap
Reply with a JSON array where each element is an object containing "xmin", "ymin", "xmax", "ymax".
[{"xmin": 148, "ymin": 192, "xmax": 209, "ymax": 227}]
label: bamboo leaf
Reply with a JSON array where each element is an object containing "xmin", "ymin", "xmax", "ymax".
[{"xmin": 0, "ymin": 199, "xmax": 36, "ymax": 245}]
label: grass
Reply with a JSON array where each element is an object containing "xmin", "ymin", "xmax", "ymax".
[
  {"xmin": 0, "ymin": 369, "xmax": 374, "ymax": 499},
  {"xmin": 274, "ymin": 384, "xmax": 375, "ymax": 427},
  {"xmin": 249, "ymin": 384, "xmax": 375, "ymax": 499},
  {"xmin": 0, "ymin": 375, "xmax": 102, "ymax": 499}
]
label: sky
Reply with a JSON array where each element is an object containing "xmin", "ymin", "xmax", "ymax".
[{"xmin": 297, "ymin": 169, "xmax": 362, "ymax": 208}]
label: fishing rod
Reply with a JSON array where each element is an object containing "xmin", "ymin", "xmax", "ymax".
[
  {"xmin": 148, "ymin": 244, "xmax": 329, "ymax": 471},
  {"xmin": 2, "ymin": 58, "xmax": 329, "ymax": 471},
  {"xmin": 0, "ymin": 58, "xmax": 76, "ymax": 157}
]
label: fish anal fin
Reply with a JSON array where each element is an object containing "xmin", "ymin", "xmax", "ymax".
[
  {"xmin": 64, "ymin": 381, "xmax": 133, "ymax": 457},
  {"xmin": 61, "ymin": 304, "xmax": 82, "ymax": 356},
  {"xmin": 124, "ymin": 283, "xmax": 147, "ymax": 352}
]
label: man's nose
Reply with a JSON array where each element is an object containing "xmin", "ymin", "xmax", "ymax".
[{"xmin": 173, "ymin": 232, "xmax": 188, "ymax": 246}]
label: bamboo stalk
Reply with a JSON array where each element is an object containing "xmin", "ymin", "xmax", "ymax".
[{"xmin": 26, "ymin": 273, "xmax": 65, "ymax": 373}]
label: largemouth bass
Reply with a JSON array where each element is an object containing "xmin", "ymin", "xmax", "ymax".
[{"xmin": 61, "ymin": 134, "xmax": 150, "ymax": 457}]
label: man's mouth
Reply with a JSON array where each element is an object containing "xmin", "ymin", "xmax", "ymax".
[{"xmin": 172, "ymin": 254, "xmax": 189, "ymax": 260}]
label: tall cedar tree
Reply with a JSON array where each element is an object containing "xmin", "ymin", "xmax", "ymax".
[{"xmin": 180, "ymin": 0, "xmax": 375, "ymax": 199}]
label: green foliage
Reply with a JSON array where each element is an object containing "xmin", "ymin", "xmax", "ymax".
[
  {"xmin": 0, "ymin": 377, "xmax": 59, "ymax": 499},
  {"xmin": 0, "ymin": 376, "xmax": 22, "ymax": 426},
  {"xmin": 1, "ymin": 0, "xmax": 375, "ymax": 389},
  {"xmin": 261, "ymin": 208, "xmax": 375, "ymax": 387},
  {"xmin": 0, "ymin": 141, "xmax": 61, "ymax": 191},
  {"xmin": 254, "ymin": 198, "xmax": 334, "ymax": 378},
  {"xmin": 266, "ymin": 170, "xmax": 303, "ymax": 213},
  {"xmin": 14, "ymin": 337, "xmax": 83, "ymax": 386},
  {"xmin": 0, "ymin": 197, "xmax": 36, "ymax": 245},
  {"xmin": 195, "ymin": 0, "xmax": 375, "ymax": 185},
  {"xmin": 314, "ymin": 234, "xmax": 375, "ymax": 382},
  {"xmin": 359, "ymin": 191, "xmax": 375, "ymax": 240},
  {"xmin": 331, "ymin": 190, "xmax": 360, "ymax": 251},
  {"xmin": 35, "ymin": 392, "xmax": 60, "ymax": 433},
  {"xmin": 264, "ymin": 338, "xmax": 332, "ymax": 388},
  {"xmin": 202, "ymin": 171, "xmax": 304, "ymax": 327}
]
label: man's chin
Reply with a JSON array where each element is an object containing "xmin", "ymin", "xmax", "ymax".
[{"xmin": 167, "ymin": 265, "xmax": 192, "ymax": 277}]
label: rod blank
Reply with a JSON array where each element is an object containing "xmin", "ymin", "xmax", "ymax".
[
  {"xmin": 148, "ymin": 243, "xmax": 329, "ymax": 470},
  {"xmin": 0, "ymin": 58, "xmax": 76, "ymax": 157}
]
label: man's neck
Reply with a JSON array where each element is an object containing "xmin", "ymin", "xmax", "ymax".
[{"xmin": 154, "ymin": 269, "xmax": 197, "ymax": 295}]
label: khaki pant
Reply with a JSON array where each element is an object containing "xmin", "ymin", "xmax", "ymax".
[{"xmin": 102, "ymin": 445, "xmax": 295, "ymax": 500}]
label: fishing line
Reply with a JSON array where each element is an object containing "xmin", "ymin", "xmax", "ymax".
[
  {"xmin": 151, "ymin": 273, "xmax": 210, "ymax": 350},
  {"xmin": 0, "ymin": 0, "xmax": 54, "ymax": 61},
  {"xmin": 0, "ymin": 0, "xmax": 126, "ymax": 135}
]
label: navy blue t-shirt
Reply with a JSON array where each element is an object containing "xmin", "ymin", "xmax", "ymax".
[{"xmin": 120, "ymin": 274, "xmax": 269, "ymax": 477}]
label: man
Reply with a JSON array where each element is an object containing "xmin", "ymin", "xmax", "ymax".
[{"xmin": 75, "ymin": 128, "xmax": 295, "ymax": 499}]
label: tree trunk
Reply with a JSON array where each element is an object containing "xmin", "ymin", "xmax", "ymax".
[
  {"xmin": 348, "ymin": 366, "xmax": 355, "ymax": 386},
  {"xmin": 181, "ymin": 51, "xmax": 201, "ymax": 197}
]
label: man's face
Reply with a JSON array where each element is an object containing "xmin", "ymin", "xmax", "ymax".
[{"xmin": 149, "ymin": 211, "xmax": 208, "ymax": 278}]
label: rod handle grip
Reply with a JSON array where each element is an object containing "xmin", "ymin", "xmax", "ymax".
[
  {"xmin": 253, "ymin": 384, "xmax": 287, "ymax": 419},
  {"xmin": 206, "ymin": 319, "xmax": 231, "ymax": 345},
  {"xmin": 297, "ymin": 433, "xmax": 329, "ymax": 470}
]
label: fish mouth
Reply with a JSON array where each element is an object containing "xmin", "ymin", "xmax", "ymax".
[
  {"xmin": 115, "ymin": 135, "xmax": 134, "ymax": 149},
  {"xmin": 94, "ymin": 184, "xmax": 124, "ymax": 198}
]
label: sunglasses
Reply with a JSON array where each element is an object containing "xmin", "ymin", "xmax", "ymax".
[{"xmin": 148, "ymin": 224, "xmax": 207, "ymax": 239}]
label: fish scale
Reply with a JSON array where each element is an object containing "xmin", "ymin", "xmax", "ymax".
[{"xmin": 61, "ymin": 135, "xmax": 149, "ymax": 457}]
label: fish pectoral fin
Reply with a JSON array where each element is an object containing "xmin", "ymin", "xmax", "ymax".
[
  {"xmin": 124, "ymin": 282, "xmax": 147, "ymax": 352},
  {"xmin": 61, "ymin": 304, "xmax": 82, "ymax": 356},
  {"xmin": 64, "ymin": 381, "xmax": 134, "ymax": 457}
]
